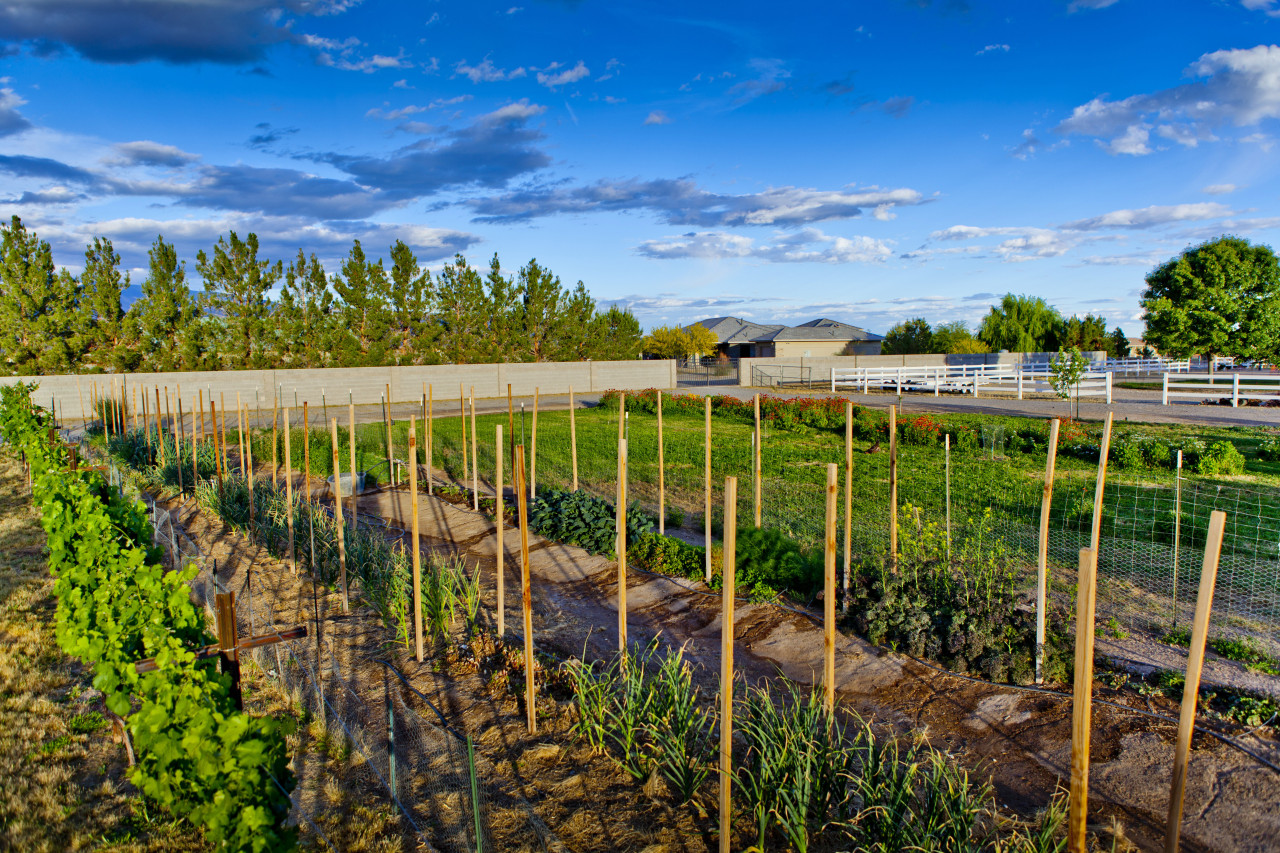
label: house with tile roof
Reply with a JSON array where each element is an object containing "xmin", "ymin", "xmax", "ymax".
[{"xmin": 685, "ymin": 317, "xmax": 884, "ymax": 358}]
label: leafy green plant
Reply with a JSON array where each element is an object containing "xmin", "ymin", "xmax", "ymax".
[
  {"xmin": 630, "ymin": 531, "xmax": 704, "ymax": 580},
  {"xmin": 528, "ymin": 486, "xmax": 653, "ymax": 555},
  {"xmin": 727, "ymin": 526, "xmax": 822, "ymax": 599},
  {"xmin": 1195, "ymin": 440, "xmax": 1245, "ymax": 476}
]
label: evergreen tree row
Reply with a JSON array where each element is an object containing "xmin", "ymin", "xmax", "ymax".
[{"xmin": 0, "ymin": 215, "xmax": 642, "ymax": 375}]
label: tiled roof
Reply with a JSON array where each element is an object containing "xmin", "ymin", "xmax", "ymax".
[{"xmin": 686, "ymin": 316, "xmax": 883, "ymax": 343}]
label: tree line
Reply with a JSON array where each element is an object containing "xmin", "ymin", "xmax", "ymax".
[{"xmin": 0, "ymin": 216, "xmax": 642, "ymax": 375}]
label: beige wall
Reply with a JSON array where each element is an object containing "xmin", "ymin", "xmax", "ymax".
[
  {"xmin": 772, "ymin": 340, "xmax": 862, "ymax": 358},
  {"xmin": 0, "ymin": 359, "xmax": 676, "ymax": 421}
]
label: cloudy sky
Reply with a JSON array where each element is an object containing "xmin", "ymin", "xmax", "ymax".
[{"xmin": 1, "ymin": 0, "xmax": 1277, "ymax": 336}]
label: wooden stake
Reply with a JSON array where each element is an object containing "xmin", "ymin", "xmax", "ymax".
[
  {"xmin": 570, "ymin": 385, "xmax": 579, "ymax": 492},
  {"xmin": 245, "ymin": 405, "xmax": 254, "ymax": 529},
  {"xmin": 1165, "ymin": 510, "xmax": 1226, "ymax": 853},
  {"xmin": 1090, "ymin": 412, "xmax": 1114, "ymax": 555},
  {"xmin": 303, "ymin": 403, "xmax": 313, "ymax": 507},
  {"xmin": 154, "ymin": 387, "xmax": 164, "ymax": 464},
  {"xmin": 752, "ymin": 394, "xmax": 762, "ymax": 528},
  {"xmin": 470, "ymin": 387, "xmax": 479, "ymax": 511},
  {"xmin": 1068, "ymin": 546, "xmax": 1099, "ymax": 853},
  {"xmin": 824, "ymin": 463, "xmax": 838, "ymax": 713},
  {"xmin": 271, "ymin": 401, "xmax": 278, "ymax": 488},
  {"xmin": 459, "ymin": 383, "xmax": 468, "ymax": 485},
  {"xmin": 219, "ymin": 393, "xmax": 228, "ymax": 476},
  {"xmin": 945, "ymin": 433, "xmax": 952, "ymax": 562},
  {"xmin": 496, "ymin": 424, "xmax": 505, "ymax": 638},
  {"xmin": 889, "ymin": 405, "xmax": 898, "ymax": 563},
  {"xmin": 515, "ymin": 446, "xmax": 536, "ymax": 733},
  {"xmin": 348, "ymin": 402, "xmax": 357, "ymax": 523},
  {"xmin": 1036, "ymin": 418, "xmax": 1061, "ymax": 684},
  {"xmin": 211, "ymin": 401, "xmax": 225, "ymax": 505},
  {"xmin": 530, "ymin": 387, "xmax": 539, "ymax": 499},
  {"xmin": 385, "ymin": 383, "xmax": 394, "ymax": 487},
  {"xmin": 705, "ymin": 396, "xmax": 712, "ymax": 584},
  {"xmin": 843, "ymin": 400, "xmax": 852, "ymax": 615},
  {"xmin": 618, "ymin": 392, "xmax": 626, "ymax": 444},
  {"xmin": 329, "ymin": 418, "xmax": 348, "ymax": 613},
  {"xmin": 617, "ymin": 437, "xmax": 628, "ymax": 657},
  {"xmin": 507, "ymin": 383, "xmax": 514, "ymax": 477},
  {"xmin": 409, "ymin": 415, "xmax": 423, "ymax": 660},
  {"xmin": 198, "ymin": 389, "xmax": 206, "ymax": 444},
  {"xmin": 215, "ymin": 592, "xmax": 242, "ymax": 711},
  {"xmin": 719, "ymin": 475, "xmax": 738, "ymax": 853},
  {"xmin": 236, "ymin": 391, "xmax": 244, "ymax": 474},
  {"xmin": 191, "ymin": 399, "xmax": 198, "ymax": 488},
  {"xmin": 284, "ymin": 408, "xmax": 296, "ymax": 575},
  {"xmin": 427, "ymin": 386, "xmax": 434, "ymax": 496},
  {"xmin": 657, "ymin": 391, "xmax": 665, "ymax": 535}
]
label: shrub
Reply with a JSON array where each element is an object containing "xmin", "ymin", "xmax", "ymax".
[
  {"xmin": 901, "ymin": 414, "xmax": 942, "ymax": 446},
  {"xmin": 1195, "ymin": 440, "xmax": 1244, "ymax": 476},
  {"xmin": 729, "ymin": 526, "xmax": 823, "ymax": 599},
  {"xmin": 1112, "ymin": 440, "xmax": 1147, "ymax": 471},
  {"xmin": 1258, "ymin": 436, "xmax": 1280, "ymax": 462},
  {"xmin": 630, "ymin": 532, "xmax": 704, "ymax": 580},
  {"xmin": 528, "ymin": 487, "xmax": 654, "ymax": 556}
]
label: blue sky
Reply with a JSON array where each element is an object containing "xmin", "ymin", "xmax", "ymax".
[{"xmin": 1, "ymin": 0, "xmax": 1278, "ymax": 337}]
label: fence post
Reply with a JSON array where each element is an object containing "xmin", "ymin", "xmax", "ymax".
[
  {"xmin": 1018, "ymin": 368, "xmax": 1024, "ymax": 401},
  {"xmin": 1172, "ymin": 450, "xmax": 1183, "ymax": 628},
  {"xmin": 215, "ymin": 591, "xmax": 243, "ymax": 711},
  {"xmin": 1036, "ymin": 419, "xmax": 1061, "ymax": 684},
  {"xmin": 1068, "ymin": 546, "xmax": 1098, "ymax": 853},
  {"xmin": 515, "ymin": 446, "xmax": 536, "ymax": 733},
  {"xmin": 824, "ymin": 463, "xmax": 837, "ymax": 713},
  {"xmin": 1090, "ymin": 413, "xmax": 1114, "ymax": 555},
  {"xmin": 617, "ymin": 437, "xmax": 628, "ymax": 657},
  {"xmin": 409, "ymin": 415, "xmax": 423, "ymax": 661},
  {"xmin": 888, "ymin": 405, "xmax": 898, "ymax": 564},
  {"xmin": 1232, "ymin": 373, "xmax": 1239, "ymax": 408},
  {"xmin": 530, "ymin": 387, "xmax": 538, "ymax": 501},
  {"xmin": 570, "ymin": 385, "xmax": 579, "ymax": 493},
  {"xmin": 1162, "ymin": 372, "xmax": 1169, "ymax": 405},
  {"xmin": 719, "ymin": 475, "xmax": 738, "ymax": 853},
  {"xmin": 1105, "ymin": 371, "xmax": 1113, "ymax": 405},
  {"xmin": 329, "ymin": 418, "xmax": 349, "ymax": 614},
  {"xmin": 496, "ymin": 424, "xmax": 505, "ymax": 638},
  {"xmin": 753, "ymin": 394, "xmax": 762, "ymax": 528},
  {"xmin": 657, "ymin": 392, "xmax": 664, "ymax": 535},
  {"xmin": 471, "ymin": 388, "xmax": 480, "ymax": 511},
  {"xmin": 830, "ymin": 366, "xmax": 835, "ymax": 393},
  {"xmin": 843, "ymin": 400, "xmax": 852, "ymax": 615},
  {"xmin": 1165, "ymin": 510, "xmax": 1226, "ymax": 853},
  {"xmin": 945, "ymin": 433, "xmax": 952, "ymax": 562},
  {"xmin": 426, "ymin": 386, "xmax": 433, "ymax": 496},
  {"xmin": 284, "ymin": 408, "xmax": 296, "ymax": 575},
  {"xmin": 705, "ymin": 396, "xmax": 713, "ymax": 583}
]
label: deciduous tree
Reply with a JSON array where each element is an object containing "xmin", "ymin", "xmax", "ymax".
[
  {"xmin": 880, "ymin": 317, "xmax": 934, "ymax": 354},
  {"xmin": 978, "ymin": 294, "xmax": 1065, "ymax": 353}
]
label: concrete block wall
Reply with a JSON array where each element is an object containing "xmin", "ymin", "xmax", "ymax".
[{"xmin": 0, "ymin": 359, "xmax": 676, "ymax": 420}]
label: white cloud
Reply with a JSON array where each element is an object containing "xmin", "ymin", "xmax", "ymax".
[
  {"xmin": 1056, "ymin": 44, "xmax": 1280, "ymax": 154},
  {"xmin": 365, "ymin": 94, "xmax": 472, "ymax": 120},
  {"xmin": 1202, "ymin": 183, "xmax": 1241, "ymax": 194},
  {"xmin": 108, "ymin": 140, "xmax": 200, "ymax": 167},
  {"xmin": 392, "ymin": 79, "xmax": 412, "ymax": 89},
  {"xmin": 644, "ymin": 110, "xmax": 672, "ymax": 125},
  {"xmin": 975, "ymin": 44, "xmax": 1010, "ymax": 55},
  {"xmin": 454, "ymin": 58, "xmax": 527, "ymax": 83},
  {"xmin": 536, "ymin": 61, "xmax": 590, "ymax": 89},
  {"xmin": 1242, "ymin": 0, "xmax": 1280, "ymax": 17},
  {"xmin": 1068, "ymin": 0, "xmax": 1121, "ymax": 9},
  {"xmin": 1059, "ymin": 202, "xmax": 1233, "ymax": 230},
  {"xmin": 636, "ymin": 227, "xmax": 893, "ymax": 264}
]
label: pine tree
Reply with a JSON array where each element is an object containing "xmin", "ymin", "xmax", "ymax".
[
  {"xmin": 127, "ymin": 235, "xmax": 200, "ymax": 371},
  {"xmin": 387, "ymin": 239, "xmax": 433, "ymax": 365},
  {"xmin": 0, "ymin": 216, "xmax": 72, "ymax": 375},
  {"xmin": 196, "ymin": 231, "xmax": 281, "ymax": 370},
  {"xmin": 331, "ymin": 239, "xmax": 393, "ymax": 366},
  {"xmin": 432, "ymin": 254, "xmax": 489, "ymax": 364},
  {"xmin": 277, "ymin": 250, "xmax": 335, "ymax": 367},
  {"xmin": 590, "ymin": 306, "xmax": 642, "ymax": 360},
  {"xmin": 81, "ymin": 237, "xmax": 129, "ymax": 370}
]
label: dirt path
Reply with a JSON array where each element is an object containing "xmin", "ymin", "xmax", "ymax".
[{"xmin": 355, "ymin": 487, "xmax": 1280, "ymax": 853}]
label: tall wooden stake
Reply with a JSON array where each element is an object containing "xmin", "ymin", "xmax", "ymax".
[
  {"xmin": 219, "ymin": 393, "xmax": 228, "ymax": 476},
  {"xmin": 507, "ymin": 383, "xmax": 514, "ymax": 477},
  {"xmin": 190, "ymin": 399, "xmax": 198, "ymax": 487},
  {"xmin": 753, "ymin": 394, "xmax": 762, "ymax": 528},
  {"xmin": 617, "ymin": 437, "xmax": 628, "ymax": 657},
  {"xmin": 154, "ymin": 387, "xmax": 164, "ymax": 465},
  {"xmin": 530, "ymin": 387, "xmax": 539, "ymax": 499},
  {"xmin": 211, "ymin": 401, "xmax": 224, "ymax": 505},
  {"xmin": 1165, "ymin": 511, "xmax": 1226, "ymax": 853},
  {"xmin": 215, "ymin": 592, "xmax": 242, "ymax": 711},
  {"xmin": 271, "ymin": 401, "xmax": 278, "ymax": 488},
  {"xmin": 245, "ymin": 406, "xmax": 254, "ymax": 527},
  {"xmin": 1091, "ymin": 412, "xmax": 1114, "ymax": 556},
  {"xmin": 199, "ymin": 389, "xmax": 206, "ymax": 444},
  {"xmin": 385, "ymin": 383, "xmax": 394, "ymax": 487},
  {"xmin": 459, "ymin": 383, "xmax": 468, "ymax": 485},
  {"xmin": 515, "ymin": 446, "xmax": 536, "ymax": 733},
  {"xmin": 496, "ymin": 424, "xmax": 505, "ymax": 638},
  {"xmin": 824, "ymin": 463, "xmax": 838, "ymax": 713},
  {"xmin": 409, "ymin": 415, "xmax": 423, "ymax": 661},
  {"xmin": 283, "ymin": 408, "xmax": 297, "ymax": 575},
  {"xmin": 427, "ymin": 386, "xmax": 434, "ymax": 496},
  {"xmin": 657, "ymin": 392, "xmax": 665, "ymax": 535},
  {"xmin": 719, "ymin": 475, "xmax": 738, "ymax": 853},
  {"xmin": 569, "ymin": 385, "xmax": 579, "ymax": 492},
  {"xmin": 705, "ymin": 396, "xmax": 712, "ymax": 584},
  {"xmin": 236, "ymin": 391, "xmax": 244, "ymax": 474},
  {"xmin": 1036, "ymin": 418, "xmax": 1061, "ymax": 684},
  {"xmin": 843, "ymin": 400, "xmax": 852, "ymax": 614},
  {"xmin": 330, "ymin": 417, "xmax": 349, "ymax": 613},
  {"xmin": 889, "ymin": 405, "xmax": 898, "ymax": 563},
  {"xmin": 1068, "ymin": 546, "xmax": 1099, "ymax": 853},
  {"xmin": 348, "ymin": 402, "xmax": 357, "ymax": 521},
  {"xmin": 302, "ymin": 403, "xmax": 311, "ymax": 505},
  {"xmin": 470, "ymin": 387, "xmax": 479, "ymax": 511}
]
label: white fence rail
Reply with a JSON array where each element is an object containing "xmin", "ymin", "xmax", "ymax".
[
  {"xmin": 1104, "ymin": 357, "xmax": 1191, "ymax": 375},
  {"xmin": 1162, "ymin": 373, "xmax": 1280, "ymax": 407},
  {"xmin": 830, "ymin": 364, "xmax": 1112, "ymax": 403}
]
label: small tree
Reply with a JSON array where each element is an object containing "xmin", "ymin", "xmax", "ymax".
[
  {"xmin": 1049, "ymin": 346, "xmax": 1090, "ymax": 419},
  {"xmin": 1108, "ymin": 327, "xmax": 1130, "ymax": 359},
  {"xmin": 880, "ymin": 317, "xmax": 933, "ymax": 354}
]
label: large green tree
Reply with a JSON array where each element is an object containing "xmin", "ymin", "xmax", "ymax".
[
  {"xmin": 127, "ymin": 235, "xmax": 201, "ymax": 371},
  {"xmin": 931, "ymin": 320, "xmax": 989, "ymax": 354},
  {"xmin": 1063, "ymin": 313, "xmax": 1109, "ymax": 353},
  {"xmin": 81, "ymin": 237, "xmax": 129, "ymax": 370},
  {"xmin": 330, "ymin": 239, "xmax": 394, "ymax": 366},
  {"xmin": 0, "ymin": 216, "xmax": 79, "ymax": 375},
  {"xmin": 978, "ymin": 294, "xmax": 1065, "ymax": 353},
  {"xmin": 196, "ymin": 231, "xmax": 281, "ymax": 370},
  {"xmin": 1141, "ymin": 236, "xmax": 1280, "ymax": 365},
  {"xmin": 880, "ymin": 317, "xmax": 934, "ymax": 354},
  {"xmin": 276, "ymin": 250, "xmax": 335, "ymax": 368},
  {"xmin": 388, "ymin": 239, "xmax": 433, "ymax": 364}
]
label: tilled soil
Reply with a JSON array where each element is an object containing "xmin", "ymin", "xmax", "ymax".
[{"xmin": 158, "ymin": 474, "xmax": 1280, "ymax": 853}]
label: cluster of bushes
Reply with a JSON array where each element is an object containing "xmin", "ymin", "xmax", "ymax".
[
  {"xmin": 0, "ymin": 384, "xmax": 296, "ymax": 852},
  {"xmin": 527, "ymin": 486, "xmax": 655, "ymax": 556},
  {"xmin": 848, "ymin": 505, "xmax": 1071, "ymax": 684},
  {"xmin": 1107, "ymin": 433, "xmax": 1245, "ymax": 476}
]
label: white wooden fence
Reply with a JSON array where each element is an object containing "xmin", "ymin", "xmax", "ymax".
[
  {"xmin": 1104, "ymin": 357, "xmax": 1191, "ymax": 375},
  {"xmin": 830, "ymin": 363, "xmax": 1113, "ymax": 403},
  {"xmin": 1162, "ymin": 373, "xmax": 1280, "ymax": 407}
]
